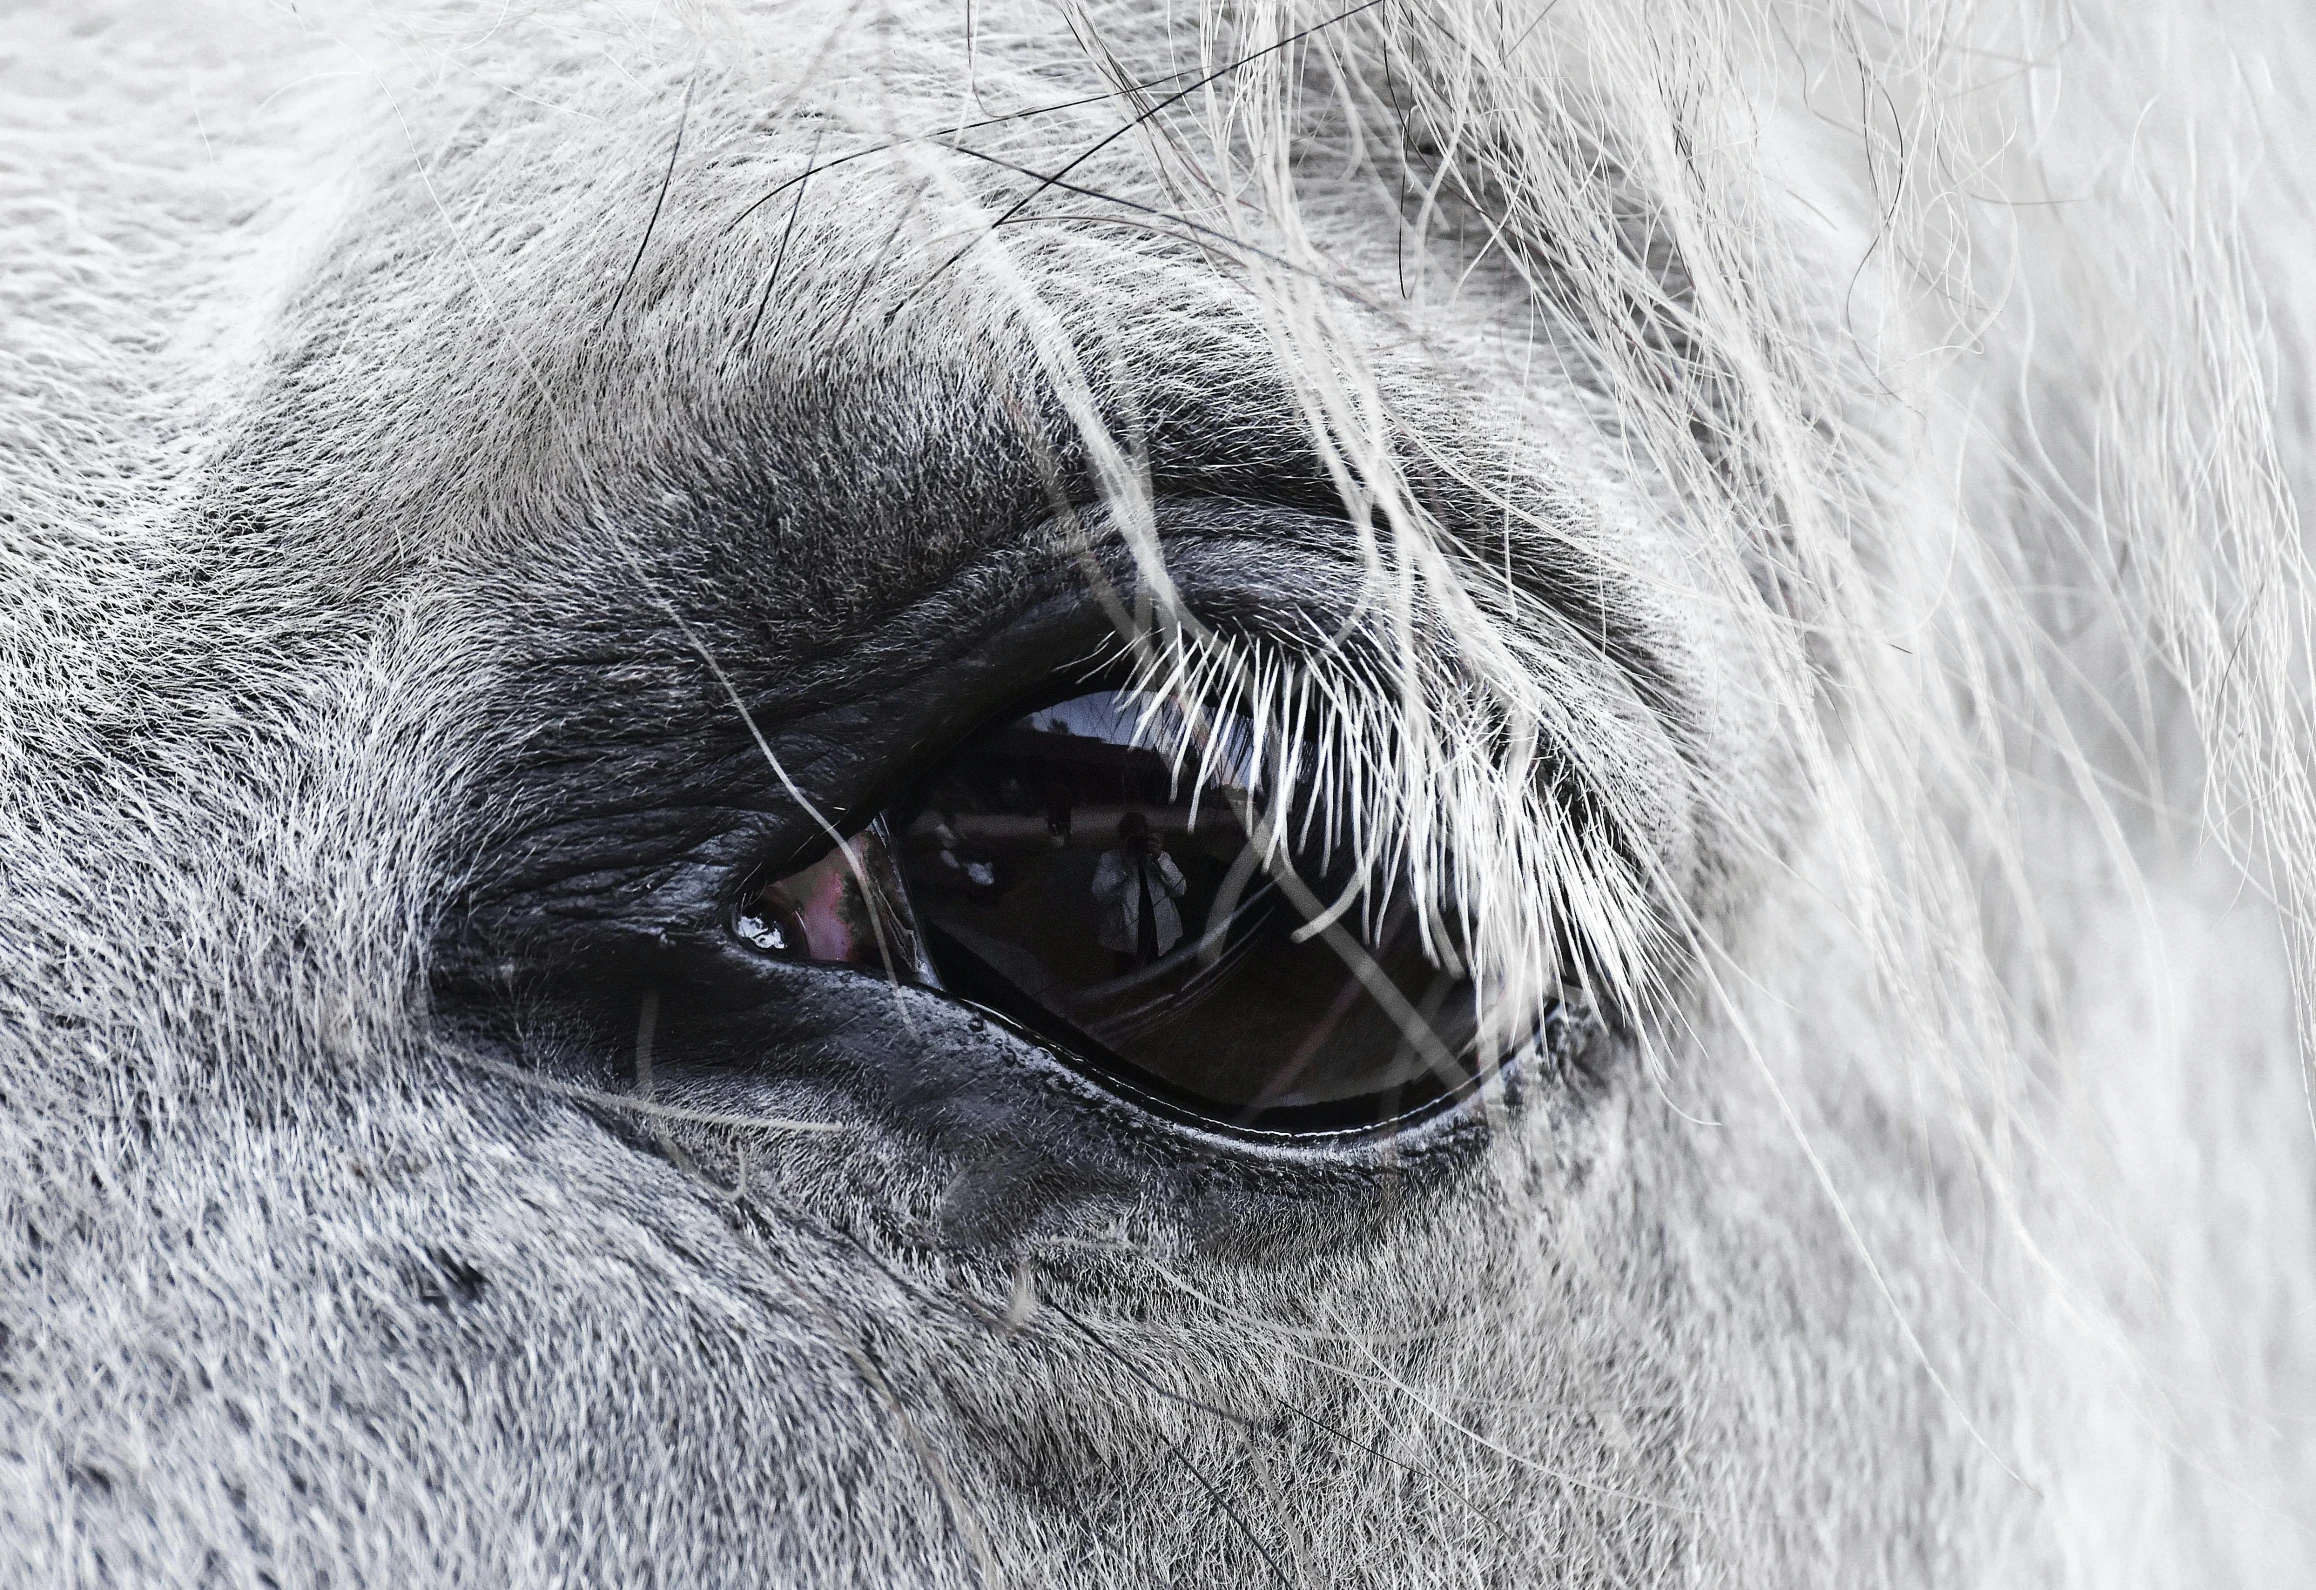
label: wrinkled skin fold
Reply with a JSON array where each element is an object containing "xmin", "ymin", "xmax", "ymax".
[{"xmin": 4, "ymin": 0, "xmax": 2316, "ymax": 1584}]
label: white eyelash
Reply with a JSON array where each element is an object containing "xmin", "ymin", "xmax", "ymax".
[{"xmin": 1090, "ymin": 602, "xmax": 1668, "ymax": 1065}]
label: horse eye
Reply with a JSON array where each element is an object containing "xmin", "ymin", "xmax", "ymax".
[{"xmin": 735, "ymin": 688, "xmax": 1507, "ymax": 1134}]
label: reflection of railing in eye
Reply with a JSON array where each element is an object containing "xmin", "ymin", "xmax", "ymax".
[
  {"xmin": 1197, "ymin": 836, "xmax": 1269, "ymax": 971},
  {"xmin": 1218, "ymin": 788, "xmax": 1468, "ymax": 1087},
  {"xmin": 1062, "ymin": 807, "xmax": 1483, "ymax": 1110},
  {"xmin": 1240, "ymin": 892, "xmax": 1423, "ymax": 1112},
  {"xmin": 1065, "ymin": 876, "xmax": 1281, "ymax": 1042}
]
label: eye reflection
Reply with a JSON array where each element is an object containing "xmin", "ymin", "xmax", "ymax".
[
  {"xmin": 729, "ymin": 689, "xmax": 1514, "ymax": 1132},
  {"xmin": 899, "ymin": 689, "xmax": 1496, "ymax": 1131}
]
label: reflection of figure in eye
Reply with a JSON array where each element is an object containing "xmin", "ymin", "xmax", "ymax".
[
  {"xmin": 1091, "ymin": 811, "xmax": 1187, "ymax": 976},
  {"xmin": 1043, "ymin": 776, "xmax": 1074, "ymax": 847}
]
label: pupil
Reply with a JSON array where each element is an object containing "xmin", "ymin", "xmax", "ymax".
[{"xmin": 885, "ymin": 689, "xmax": 1491, "ymax": 1132}]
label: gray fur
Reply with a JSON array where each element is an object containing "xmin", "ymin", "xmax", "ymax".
[{"xmin": 4, "ymin": 0, "xmax": 2314, "ymax": 1584}]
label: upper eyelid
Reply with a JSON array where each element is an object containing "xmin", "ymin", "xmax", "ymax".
[{"xmin": 486, "ymin": 486, "xmax": 1688, "ymax": 868}]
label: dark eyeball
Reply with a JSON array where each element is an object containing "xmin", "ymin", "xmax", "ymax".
[{"xmin": 732, "ymin": 689, "xmax": 1527, "ymax": 1134}]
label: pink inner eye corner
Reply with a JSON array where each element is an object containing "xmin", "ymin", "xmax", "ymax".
[{"xmin": 736, "ymin": 824, "xmax": 929, "ymax": 979}]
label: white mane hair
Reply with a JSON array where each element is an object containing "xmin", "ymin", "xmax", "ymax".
[{"xmin": 4, "ymin": 0, "xmax": 2314, "ymax": 1583}]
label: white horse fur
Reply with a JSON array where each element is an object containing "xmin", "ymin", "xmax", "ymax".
[{"xmin": 5, "ymin": 0, "xmax": 2316, "ymax": 1582}]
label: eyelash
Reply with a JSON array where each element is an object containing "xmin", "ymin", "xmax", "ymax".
[{"xmin": 1113, "ymin": 606, "xmax": 1656, "ymax": 1065}]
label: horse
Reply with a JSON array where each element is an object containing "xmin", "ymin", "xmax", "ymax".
[{"xmin": 4, "ymin": 0, "xmax": 2313, "ymax": 1581}]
